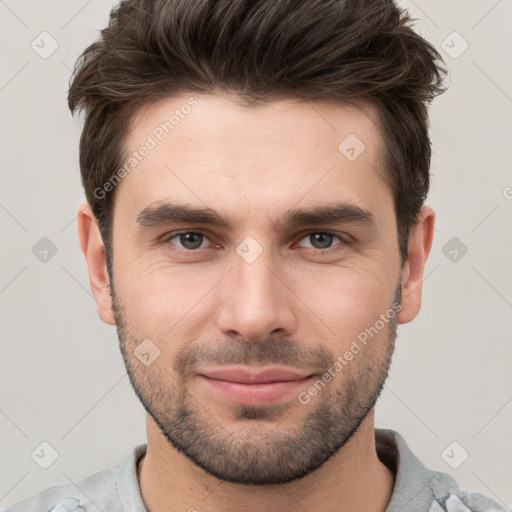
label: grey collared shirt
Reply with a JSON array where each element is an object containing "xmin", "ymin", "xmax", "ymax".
[{"xmin": 3, "ymin": 429, "xmax": 508, "ymax": 512}]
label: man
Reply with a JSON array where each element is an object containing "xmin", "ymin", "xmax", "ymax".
[{"xmin": 5, "ymin": 0, "xmax": 507, "ymax": 511}]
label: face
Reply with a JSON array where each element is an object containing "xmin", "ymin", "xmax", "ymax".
[{"xmin": 106, "ymin": 94, "xmax": 405, "ymax": 485}]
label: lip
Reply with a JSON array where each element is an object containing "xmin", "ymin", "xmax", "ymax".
[
  {"xmin": 197, "ymin": 367, "xmax": 316, "ymax": 406},
  {"xmin": 198, "ymin": 366, "xmax": 314, "ymax": 384}
]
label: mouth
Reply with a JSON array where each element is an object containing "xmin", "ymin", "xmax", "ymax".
[{"xmin": 197, "ymin": 366, "xmax": 317, "ymax": 405}]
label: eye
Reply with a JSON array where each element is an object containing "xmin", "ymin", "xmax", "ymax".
[
  {"xmin": 296, "ymin": 232, "xmax": 345, "ymax": 251},
  {"xmin": 165, "ymin": 231, "xmax": 211, "ymax": 251},
  {"xmin": 163, "ymin": 230, "xmax": 347, "ymax": 253}
]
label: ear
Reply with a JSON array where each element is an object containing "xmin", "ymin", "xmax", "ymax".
[
  {"xmin": 397, "ymin": 206, "xmax": 435, "ymax": 324},
  {"xmin": 76, "ymin": 202, "xmax": 116, "ymax": 325}
]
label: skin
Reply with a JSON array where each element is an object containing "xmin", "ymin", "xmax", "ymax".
[{"xmin": 78, "ymin": 94, "xmax": 434, "ymax": 512}]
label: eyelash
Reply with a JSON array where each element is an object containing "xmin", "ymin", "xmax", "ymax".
[{"xmin": 162, "ymin": 230, "xmax": 349, "ymax": 255}]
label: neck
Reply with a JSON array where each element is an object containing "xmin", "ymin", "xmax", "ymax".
[{"xmin": 138, "ymin": 410, "xmax": 395, "ymax": 512}]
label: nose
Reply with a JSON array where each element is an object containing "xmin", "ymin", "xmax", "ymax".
[{"xmin": 215, "ymin": 247, "xmax": 297, "ymax": 343}]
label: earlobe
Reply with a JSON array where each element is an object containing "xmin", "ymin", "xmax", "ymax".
[
  {"xmin": 397, "ymin": 206, "xmax": 435, "ymax": 324},
  {"xmin": 76, "ymin": 202, "xmax": 116, "ymax": 325}
]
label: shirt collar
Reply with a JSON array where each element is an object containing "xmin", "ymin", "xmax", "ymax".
[{"xmin": 114, "ymin": 429, "xmax": 458, "ymax": 512}]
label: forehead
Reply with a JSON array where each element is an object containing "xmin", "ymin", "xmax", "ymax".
[
  {"xmin": 127, "ymin": 93, "xmax": 383, "ymax": 158},
  {"xmin": 114, "ymin": 93, "xmax": 392, "ymax": 226}
]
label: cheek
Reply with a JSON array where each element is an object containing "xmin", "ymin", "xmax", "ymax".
[
  {"xmin": 116, "ymin": 258, "xmax": 220, "ymax": 333},
  {"xmin": 292, "ymin": 261, "xmax": 395, "ymax": 344},
  {"xmin": 115, "ymin": 240, "xmax": 397, "ymax": 349}
]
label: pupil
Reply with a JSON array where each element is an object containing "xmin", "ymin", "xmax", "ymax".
[
  {"xmin": 181, "ymin": 233, "xmax": 202, "ymax": 249},
  {"xmin": 312, "ymin": 233, "xmax": 332, "ymax": 249}
]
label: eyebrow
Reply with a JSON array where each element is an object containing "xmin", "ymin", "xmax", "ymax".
[{"xmin": 135, "ymin": 200, "xmax": 376, "ymax": 231}]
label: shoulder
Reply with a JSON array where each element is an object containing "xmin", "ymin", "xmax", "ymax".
[
  {"xmin": 375, "ymin": 429, "xmax": 508, "ymax": 512},
  {"xmin": 3, "ymin": 443, "xmax": 147, "ymax": 512},
  {"xmin": 2, "ymin": 466, "xmax": 119, "ymax": 512},
  {"xmin": 429, "ymin": 488, "xmax": 509, "ymax": 512}
]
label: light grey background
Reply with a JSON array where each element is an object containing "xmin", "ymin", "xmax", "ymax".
[{"xmin": 1, "ymin": 0, "xmax": 511, "ymax": 509}]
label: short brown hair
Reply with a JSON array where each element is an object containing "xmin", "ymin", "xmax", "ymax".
[{"xmin": 68, "ymin": 0, "xmax": 446, "ymax": 276}]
